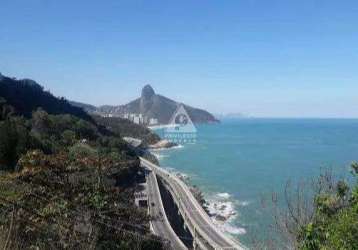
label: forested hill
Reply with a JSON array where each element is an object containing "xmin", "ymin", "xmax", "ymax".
[
  {"xmin": 0, "ymin": 73, "xmax": 165, "ymax": 249},
  {"xmin": 0, "ymin": 74, "xmax": 92, "ymax": 121},
  {"xmin": 0, "ymin": 73, "xmax": 159, "ymax": 145},
  {"xmin": 93, "ymin": 115, "xmax": 160, "ymax": 146}
]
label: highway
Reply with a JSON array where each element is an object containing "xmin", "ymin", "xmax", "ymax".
[
  {"xmin": 144, "ymin": 164, "xmax": 188, "ymax": 250},
  {"xmin": 141, "ymin": 157, "xmax": 247, "ymax": 250}
]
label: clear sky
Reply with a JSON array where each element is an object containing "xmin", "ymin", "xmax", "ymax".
[{"xmin": 1, "ymin": 0, "xmax": 357, "ymax": 118}]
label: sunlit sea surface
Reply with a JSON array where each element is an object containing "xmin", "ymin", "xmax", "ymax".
[{"xmin": 151, "ymin": 118, "xmax": 358, "ymax": 247}]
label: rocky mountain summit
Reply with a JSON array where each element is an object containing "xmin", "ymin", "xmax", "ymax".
[{"xmin": 73, "ymin": 85, "xmax": 219, "ymax": 124}]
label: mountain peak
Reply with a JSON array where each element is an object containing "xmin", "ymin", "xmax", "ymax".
[{"xmin": 141, "ymin": 84, "xmax": 155, "ymax": 99}]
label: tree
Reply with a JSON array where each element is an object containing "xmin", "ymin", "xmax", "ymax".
[
  {"xmin": 260, "ymin": 166, "xmax": 358, "ymax": 250},
  {"xmin": 31, "ymin": 108, "xmax": 51, "ymax": 135},
  {"xmin": 0, "ymin": 98, "xmax": 15, "ymax": 120},
  {"xmin": 75, "ymin": 119, "xmax": 97, "ymax": 140},
  {"xmin": 0, "ymin": 118, "xmax": 30, "ymax": 170},
  {"xmin": 61, "ymin": 130, "xmax": 76, "ymax": 146},
  {"xmin": 69, "ymin": 143, "xmax": 98, "ymax": 160}
]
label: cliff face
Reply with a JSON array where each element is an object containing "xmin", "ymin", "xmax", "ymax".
[
  {"xmin": 122, "ymin": 85, "xmax": 219, "ymax": 124},
  {"xmin": 140, "ymin": 84, "xmax": 155, "ymax": 114}
]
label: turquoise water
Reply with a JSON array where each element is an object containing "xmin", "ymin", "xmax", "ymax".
[{"xmin": 152, "ymin": 119, "xmax": 358, "ymax": 246}]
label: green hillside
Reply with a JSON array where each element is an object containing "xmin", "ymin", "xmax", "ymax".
[{"xmin": 0, "ymin": 74, "xmax": 165, "ymax": 249}]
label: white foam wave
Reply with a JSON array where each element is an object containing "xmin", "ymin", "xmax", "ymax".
[
  {"xmin": 238, "ymin": 200, "xmax": 250, "ymax": 207},
  {"xmin": 162, "ymin": 167, "xmax": 191, "ymax": 182},
  {"xmin": 169, "ymin": 144, "xmax": 184, "ymax": 150},
  {"xmin": 217, "ymin": 192, "xmax": 231, "ymax": 199},
  {"xmin": 207, "ymin": 199, "xmax": 237, "ymax": 220},
  {"xmin": 222, "ymin": 224, "xmax": 247, "ymax": 235},
  {"xmin": 150, "ymin": 152, "xmax": 168, "ymax": 160},
  {"xmin": 149, "ymin": 144, "xmax": 184, "ymax": 152},
  {"xmin": 206, "ymin": 192, "xmax": 248, "ymax": 235}
]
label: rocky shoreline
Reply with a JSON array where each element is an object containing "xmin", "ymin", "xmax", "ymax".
[
  {"xmin": 146, "ymin": 150, "xmax": 237, "ymax": 223},
  {"xmin": 173, "ymin": 172, "xmax": 238, "ymax": 225},
  {"xmin": 148, "ymin": 139, "xmax": 178, "ymax": 149},
  {"xmin": 142, "ymin": 140, "xmax": 242, "ymax": 236},
  {"xmin": 143, "ymin": 147, "xmax": 210, "ymax": 210}
]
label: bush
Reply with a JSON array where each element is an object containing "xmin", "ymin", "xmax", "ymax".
[
  {"xmin": 0, "ymin": 118, "xmax": 30, "ymax": 170},
  {"xmin": 75, "ymin": 119, "xmax": 97, "ymax": 140},
  {"xmin": 298, "ymin": 163, "xmax": 358, "ymax": 250},
  {"xmin": 61, "ymin": 130, "xmax": 77, "ymax": 146},
  {"xmin": 69, "ymin": 143, "xmax": 98, "ymax": 160}
]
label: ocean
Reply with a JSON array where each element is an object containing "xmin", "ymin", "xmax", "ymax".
[{"xmin": 150, "ymin": 118, "xmax": 358, "ymax": 247}]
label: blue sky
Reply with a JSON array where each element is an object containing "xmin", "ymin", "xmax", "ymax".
[{"xmin": 1, "ymin": 0, "xmax": 357, "ymax": 117}]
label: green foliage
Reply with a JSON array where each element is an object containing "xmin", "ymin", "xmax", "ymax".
[
  {"xmin": 74, "ymin": 119, "xmax": 98, "ymax": 139},
  {"xmin": 31, "ymin": 108, "xmax": 52, "ymax": 135},
  {"xmin": 0, "ymin": 75, "xmax": 92, "ymax": 121},
  {"xmin": 93, "ymin": 115, "xmax": 160, "ymax": 146},
  {"xmin": 0, "ymin": 149, "xmax": 161, "ymax": 249},
  {"xmin": 298, "ymin": 163, "xmax": 358, "ymax": 250},
  {"xmin": 61, "ymin": 129, "xmax": 77, "ymax": 146},
  {"xmin": 0, "ymin": 107, "xmax": 137, "ymax": 171},
  {"xmin": 0, "ymin": 97, "xmax": 15, "ymax": 120},
  {"xmin": 0, "ymin": 76, "xmax": 165, "ymax": 248},
  {"xmin": 88, "ymin": 191, "xmax": 108, "ymax": 209},
  {"xmin": 324, "ymin": 207, "xmax": 358, "ymax": 250},
  {"xmin": 352, "ymin": 162, "xmax": 358, "ymax": 176},
  {"xmin": 0, "ymin": 118, "xmax": 31, "ymax": 170},
  {"xmin": 69, "ymin": 143, "xmax": 98, "ymax": 160},
  {"xmin": 336, "ymin": 180, "xmax": 349, "ymax": 199}
]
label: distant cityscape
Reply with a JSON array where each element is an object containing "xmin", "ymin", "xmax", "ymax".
[{"xmin": 102, "ymin": 112, "xmax": 159, "ymax": 126}]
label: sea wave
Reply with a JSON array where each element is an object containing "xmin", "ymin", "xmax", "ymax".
[
  {"xmin": 217, "ymin": 192, "xmax": 231, "ymax": 199},
  {"xmin": 152, "ymin": 153, "xmax": 247, "ymax": 236},
  {"xmin": 222, "ymin": 224, "xmax": 247, "ymax": 235},
  {"xmin": 159, "ymin": 166, "xmax": 248, "ymax": 236},
  {"xmin": 161, "ymin": 166, "xmax": 192, "ymax": 182},
  {"xmin": 238, "ymin": 200, "xmax": 250, "ymax": 207},
  {"xmin": 149, "ymin": 144, "xmax": 184, "ymax": 152},
  {"xmin": 169, "ymin": 144, "xmax": 184, "ymax": 150},
  {"xmin": 206, "ymin": 192, "xmax": 248, "ymax": 235},
  {"xmin": 207, "ymin": 195, "xmax": 237, "ymax": 220},
  {"xmin": 150, "ymin": 152, "xmax": 168, "ymax": 160},
  {"xmin": 149, "ymin": 145, "xmax": 184, "ymax": 160}
]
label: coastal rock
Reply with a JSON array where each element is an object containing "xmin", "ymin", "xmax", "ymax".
[
  {"xmin": 215, "ymin": 215, "xmax": 227, "ymax": 222},
  {"xmin": 176, "ymin": 172, "xmax": 189, "ymax": 182},
  {"xmin": 140, "ymin": 150, "xmax": 160, "ymax": 165},
  {"xmin": 208, "ymin": 198, "xmax": 237, "ymax": 224},
  {"xmin": 149, "ymin": 139, "xmax": 177, "ymax": 149}
]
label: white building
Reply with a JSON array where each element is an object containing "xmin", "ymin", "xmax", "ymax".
[
  {"xmin": 149, "ymin": 118, "xmax": 158, "ymax": 125},
  {"xmin": 133, "ymin": 116, "xmax": 140, "ymax": 124},
  {"xmin": 121, "ymin": 112, "xmax": 157, "ymax": 125}
]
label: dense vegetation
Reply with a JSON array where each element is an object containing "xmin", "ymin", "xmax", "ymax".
[
  {"xmin": 93, "ymin": 115, "xmax": 160, "ymax": 146},
  {"xmin": 298, "ymin": 164, "xmax": 358, "ymax": 250},
  {"xmin": 0, "ymin": 76, "xmax": 92, "ymax": 121},
  {"xmin": 265, "ymin": 164, "xmax": 358, "ymax": 250},
  {"xmin": 0, "ymin": 75, "xmax": 165, "ymax": 249}
]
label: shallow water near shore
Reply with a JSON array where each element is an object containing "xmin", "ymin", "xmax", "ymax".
[{"xmin": 152, "ymin": 118, "xmax": 358, "ymax": 246}]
